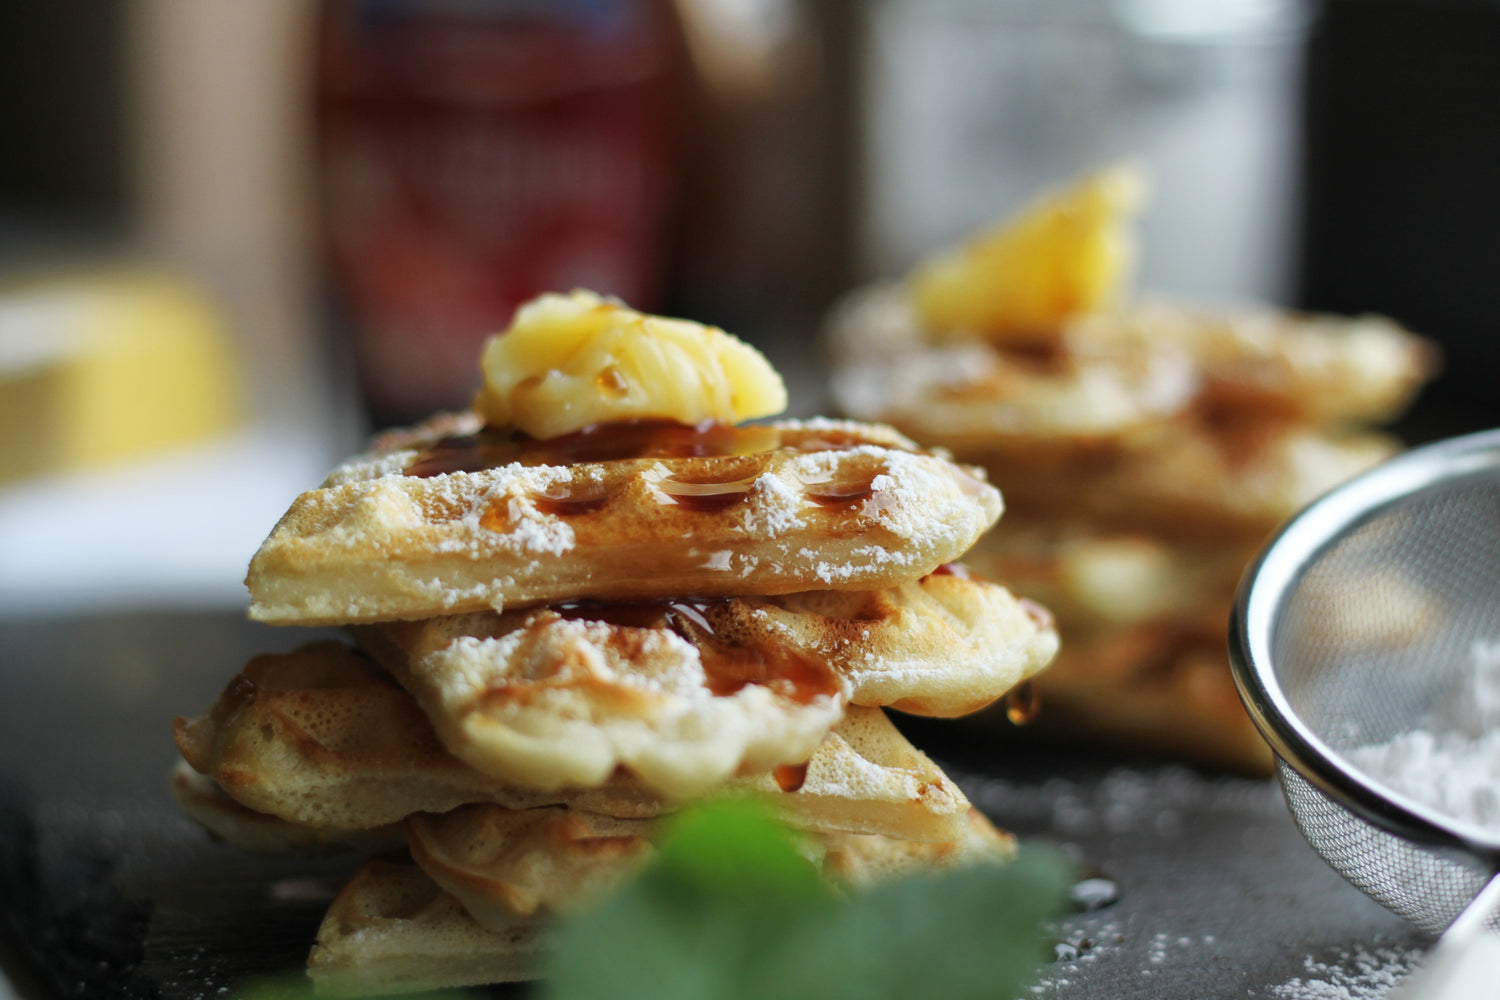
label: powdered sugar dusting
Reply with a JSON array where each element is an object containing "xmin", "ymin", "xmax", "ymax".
[
  {"xmin": 742, "ymin": 473, "xmax": 808, "ymax": 535},
  {"xmin": 1346, "ymin": 637, "xmax": 1500, "ymax": 829},
  {"xmin": 1269, "ymin": 946, "xmax": 1422, "ymax": 999},
  {"xmin": 1025, "ymin": 919, "xmax": 1128, "ymax": 997}
]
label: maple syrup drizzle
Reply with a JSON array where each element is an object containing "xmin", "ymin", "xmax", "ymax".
[
  {"xmin": 1005, "ymin": 680, "xmax": 1041, "ymax": 726},
  {"xmin": 549, "ymin": 597, "xmax": 841, "ymax": 706},
  {"xmin": 773, "ymin": 762, "xmax": 810, "ymax": 793},
  {"xmin": 654, "ymin": 475, "xmax": 758, "ymax": 512},
  {"xmin": 801, "ymin": 476, "xmax": 877, "ymax": 510},
  {"xmin": 405, "ymin": 419, "xmax": 784, "ymax": 477},
  {"xmin": 699, "ymin": 645, "xmax": 840, "ymax": 705},
  {"xmin": 531, "ymin": 482, "xmax": 614, "ymax": 516}
]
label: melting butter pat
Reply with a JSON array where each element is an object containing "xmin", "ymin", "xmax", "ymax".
[
  {"xmin": 476, "ymin": 290, "xmax": 787, "ymax": 439},
  {"xmin": 908, "ymin": 163, "xmax": 1146, "ymax": 344}
]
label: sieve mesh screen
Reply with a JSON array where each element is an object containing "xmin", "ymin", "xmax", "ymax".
[{"xmin": 1235, "ymin": 431, "xmax": 1500, "ymax": 936}]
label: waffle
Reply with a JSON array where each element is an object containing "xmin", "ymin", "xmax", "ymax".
[
  {"xmin": 828, "ymin": 285, "xmax": 1436, "ymax": 449},
  {"xmin": 308, "ymin": 860, "xmax": 549, "ymax": 996},
  {"xmin": 960, "ymin": 519, "xmax": 1271, "ymax": 771},
  {"xmin": 820, "ymin": 808, "xmax": 1016, "ymax": 888},
  {"xmin": 169, "ymin": 641, "xmax": 638, "ymax": 831},
  {"xmin": 964, "ymin": 417, "xmax": 1397, "ymax": 540},
  {"xmin": 170, "ymin": 290, "xmax": 1064, "ymax": 994},
  {"xmin": 169, "ymin": 760, "xmax": 405, "ymax": 857},
  {"xmin": 1028, "ymin": 621, "xmax": 1274, "ymax": 773},
  {"xmin": 1073, "ymin": 299, "xmax": 1438, "ymax": 424},
  {"xmin": 352, "ymin": 571, "xmax": 1056, "ymax": 797},
  {"xmin": 356, "ymin": 608, "xmax": 845, "ymax": 800},
  {"xmin": 963, "ymin": 520, "xmax": 1258, "ymax": 629},
  {"xmin": 172, "ymin": 641, "xmax": 974, "ymax": 844},
  {"xmin": 246, "ymin": 415, "xmax": 1001, "ymax": 626},
  {"xmin": 406, "ymin": 802, "xmax": 1018, "ymax": 934},
  {"xmin": 309, "ymin": 810, "xmax": 1015, "ymax": 995},
  {"xmin": 828, "ymin": 284, "xmax": 1200, "ymax": 450},
  {"xmin": 407, "ymin": 806, "xmax": 652, "ymax": 930}
]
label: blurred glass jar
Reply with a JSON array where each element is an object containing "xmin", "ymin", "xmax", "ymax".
[
  {"xmin": 317, "ymin": 0, "xmax": 687, "ymax": 427},
  {"xmin": 860, "ymin": 0, "xmax": 1313, "ymax": 305}
]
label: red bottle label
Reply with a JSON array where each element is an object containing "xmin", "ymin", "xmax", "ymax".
[{"xmin": 318, "ymin": 0, "xmax": 682, "ymax": 423}]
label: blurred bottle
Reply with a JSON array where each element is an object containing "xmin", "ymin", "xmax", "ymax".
[
  {"xmin": 317, "ymin": 0, "xmax": 687, "ymax": 427},
  {"xmin": 860, "ymin": 0, "xmax": 1312, "ymax": 305}
]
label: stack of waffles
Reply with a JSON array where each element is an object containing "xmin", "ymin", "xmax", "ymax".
[
  {"xmin": 170, "ymin": 291, "xmax": 1060, "ymax": 995},
  {"xmin": 826, "ymin": 166, "xmax": 1437, "ymax": 772}
]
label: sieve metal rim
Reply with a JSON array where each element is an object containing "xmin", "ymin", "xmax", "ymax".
[{"xmin": 1229, "ymin": 426, "xmax": 1500, "ymax": 863}]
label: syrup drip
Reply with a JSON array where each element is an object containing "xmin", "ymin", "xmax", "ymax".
[
  {"xmin": 773, "ymin": 762, "xmax": 809, "ymax": 793},
  {"xmin": 801, "ymin": 476, "xmax": 877, "ymax": 510},
  {"xmin": 531, "ymin": 482, "xmax": 614, "ymax": 516},
  {"xmin": 405, "ymin": 419, "xmax": 784, "ymax": 477},
  {"xmin": 1005, "ymin": 680, "xmax": 1041, "ymax": 725},
  {"xmin": 655, "ymin": 475, "xmax": 758, "ymax": 512},
  {"xmin": 549, "ymin": 597, "xmax": 841, "ymax": 706},
  {"xmin": 700, "ymin": 645, "xmax": 840, "ymax": 705}
]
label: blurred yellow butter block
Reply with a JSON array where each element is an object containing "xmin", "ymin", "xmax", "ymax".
[{"xmin": 0, "ymin": 268, "xmax": 244, "ymax": 483}]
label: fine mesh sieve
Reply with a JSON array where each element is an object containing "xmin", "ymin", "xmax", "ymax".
[{"xmin": 1230, "ymin": 428, "xmax": 1500, "ymax": 941}]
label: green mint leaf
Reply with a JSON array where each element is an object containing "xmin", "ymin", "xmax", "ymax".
[
  {"xmin": 831, "ymin": 845, "xmax": 1075, "ymax": 1000},
  {"xmin": 651, "ymin": 797, "xmax": 832, "ymax": 901},
  {"xmin": 541, "ymin": 801, "xmax": 1073, "ymax": 1000}
]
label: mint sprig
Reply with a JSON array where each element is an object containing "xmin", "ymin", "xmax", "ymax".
[{"xmin": 541, "ymin": 800, "xmax": 1072, "ymax": 1000}]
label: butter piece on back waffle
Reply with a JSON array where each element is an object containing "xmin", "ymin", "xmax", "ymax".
[{"xmin": 246, "ymin": 415, "xmax": 1001, "ymax": 626}]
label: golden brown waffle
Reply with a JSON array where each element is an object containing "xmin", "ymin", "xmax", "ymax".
[
  {"xmin": 356, "ymin": 606, "xmax": 846, "ymax": 800},
  {"xmin": 406, "ymin": 803, "xmax": 1017, "ymax": 934},
  {"xmin": 170, "ymin": 641, "xmax": 642, "ymax": 831},
  {"xmin": 308, "ymin": 860, "xmax": 548, "ymax": 996},
  {"xmin": 352, "ymin": 572, "xmax": 1056, "ymax": 797},
  {"xmin": 828, "ymin": 285, "xmax": 1436, "ymax": 450},
  {"xmin": 960, "ymin": 520, "xmax": 1271, "ymax": 771},
  {"xmin": 246, "ymin": 415, "xmax": 1001, "ymax": 626},
  {"xmin": 406, "ymin": 806, "xmax": 651, "ymax": 931},
  {"xmin": 310, "ymin": 810, "xmax": 1016, "ymax": 994},
  {"xmin": 1073, "ymin": 300, "xmax": 1439, "ymax": 425},
  {"xmin": 1027, "ymin": 622, "xmax": 1274, "ymax": 773},
  {"xmin": 828, "ymin": 285, "xmax": 1200, "ymax": 451},
  {"xmin": 172, "ymin": 641, "xmax": 974, "ymax": 843},
  {"xmin": 169, "ymin": 760, "xmax": 406, "ymax": 857},
  {"xmin": 965, "ymin": 418, "xmax": 1397, "ymax": 539},
  {"xmin": 962, "ymin": 520, "xmax": 1257, "ymax": 629},
  {"xmin": 820, "ymin": 808, "xmax": 1016, "ymax": 889}
]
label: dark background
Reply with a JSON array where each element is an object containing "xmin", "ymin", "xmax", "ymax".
[{"xmin": 1, "ymin": 0, "xmax": 1496, "ymax": 438}]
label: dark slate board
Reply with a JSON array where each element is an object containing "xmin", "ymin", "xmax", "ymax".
[{"xmin": 0, "ymin": 611, "xmax": 1431, "ymax": 999}]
